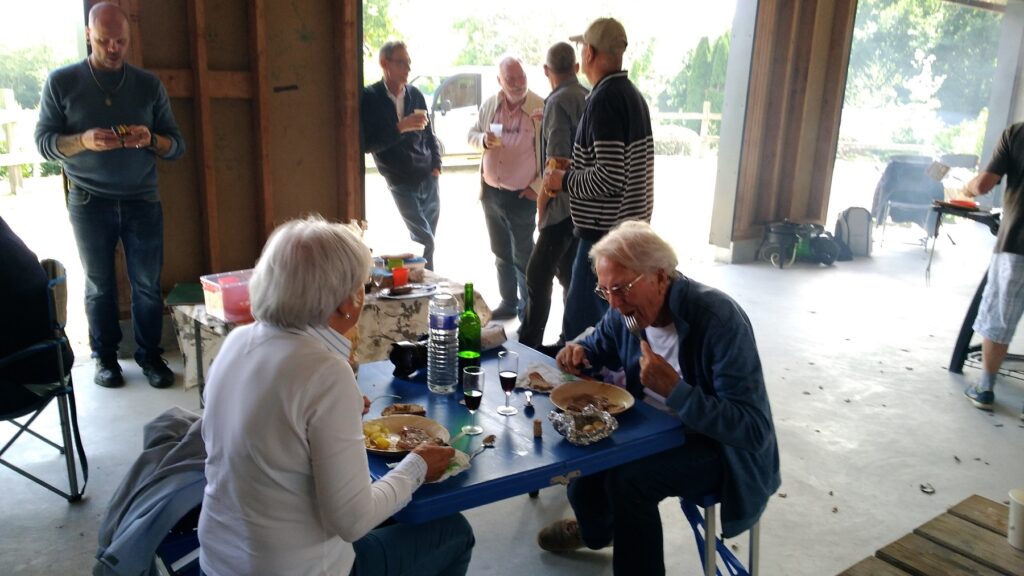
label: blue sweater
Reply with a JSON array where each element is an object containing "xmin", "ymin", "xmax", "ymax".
[
  {"xmin": 35, "ymin": 60, "xmax": 185, "ymax": 201},
  {"xmin": 579, "ymin": 274, "xmax": 781, "ymax": 537},
  {"xmin": 360, "ymin": 80, "xmax": 441, "ymax": 186}
]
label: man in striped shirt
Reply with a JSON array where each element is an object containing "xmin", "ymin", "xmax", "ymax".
[{"xmin": 544, "ymin": 17, "xmax": 655, "ymax": 343}]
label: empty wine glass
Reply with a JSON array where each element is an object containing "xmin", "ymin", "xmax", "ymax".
[
  {"xmin": 371, "ymin": 269, "xmax": 385, "ymax": 292},
  {"xmin": 462, "ymin": 366, "xmax": 484, "ymax": 435},
  {"xmin": 496, "ymin": 350, "xmax": 519, "ymax": 416}
]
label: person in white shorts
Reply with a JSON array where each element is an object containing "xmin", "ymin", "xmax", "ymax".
[{"xmin": 963, "ymin": 121, "xmax": 1024, "ymax": 421}]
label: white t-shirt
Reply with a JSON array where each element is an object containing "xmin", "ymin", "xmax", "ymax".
[
  {"xmin": 643, "ymin": 324, "xmax": 681, "ymax": 404},
  {"xmin": 199, "ymin": 322, "xmax": 425, "ymax": 576}
]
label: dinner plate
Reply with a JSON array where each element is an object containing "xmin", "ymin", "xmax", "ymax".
[
  {"xmin": 550, "ymin": 379, "xmax": 635, "ymax": 415},
  {"xmin": 363, "ymin": 415, "xmax": 450, "ymax": 457},
  {"xmin": 377, "ymin": 283, "xmax": 437, "ymax": 300}
]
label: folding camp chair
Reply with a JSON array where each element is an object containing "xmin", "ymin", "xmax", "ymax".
[{"xmin": 0, "ymin": 259, "xmax": 87, "ymax": 502}]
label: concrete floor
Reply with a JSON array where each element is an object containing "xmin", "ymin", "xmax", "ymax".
[{"xmin": 3, "ymin": 215, "xmax": 1024, "ymax": 574}]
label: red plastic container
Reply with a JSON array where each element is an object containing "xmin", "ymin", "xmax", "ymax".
[{"xmin": 200, "ymin": 269, "xmax": 254, "ymax": 323}]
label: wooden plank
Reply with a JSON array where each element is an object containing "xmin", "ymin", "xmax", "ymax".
[
  {"xmin": 247, "ymin": 0, "xmax": 273, "ymax": 241},
  {"xmin": 915, "ymin": 512, "xmax": 1024, "ymax": 575},
  {"xmin": 187, "ymin": 0, "xmax": 221, "ymax": 271},
  {"xmin": 837, "ymin": 555, "xmax": 914, "ymax": 576},
  {"xmin": 334, "ymin": 0, "xmax": 364, "ymax": 222},
  {"xmin": 153, "ymin": 70, "xmax": 252, "ymax": 100},
  {"xmin": 877, "ymin": 533, "xmax": 1003, "ymax": 576},
  {"xmin": 949, "ymin": 494, "xmax": 1010, "ymax": 536}
]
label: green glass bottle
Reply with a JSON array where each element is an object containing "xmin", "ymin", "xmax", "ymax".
[{"xmin": 458, "ymin": 282, "xmax": 481, "ymax": 375}]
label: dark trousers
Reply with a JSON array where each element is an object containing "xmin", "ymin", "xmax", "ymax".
[
  {"xmin": 567, "ymin": 436, "xmax": 724, "ymax": 576},
  {"xmin": 68, "ymin": 191, "xmax": 165, "ymax": 364},
  {"xmin": 518, "ymin": 217, "xmax": 577, "ymax": 348},
  {"xmin": 480, "ymin": 182, "xmax": 536, "ymax": 318}
]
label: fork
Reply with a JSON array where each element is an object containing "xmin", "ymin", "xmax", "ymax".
[{"xmin": 623, "ymin": 314, "xmax": 647, "ymax": 342}]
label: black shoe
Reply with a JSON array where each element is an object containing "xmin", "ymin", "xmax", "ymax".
[
  {"xmin": 139, "ymin": 357, "xmax": 175, "ymax": 389},
  {"xmin": 491, "ymin": 302, "xmax": 518, "ymax": 320},
  {"xmin": 94, "ymin": 358, "xmax": 125, "ymax": 388}
]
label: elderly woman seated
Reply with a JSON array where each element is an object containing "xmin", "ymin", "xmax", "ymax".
[
  {"xmin": 198, "ymin": 215, "xmax": 474, "ymax": 575},
  {"xmin": 537, "ymin": 221, "xmax": 780, "ymax": 575}
]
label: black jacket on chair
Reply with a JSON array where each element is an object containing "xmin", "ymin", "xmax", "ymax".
[{"xmin": 0, "ymin": 215, "xmax": 73, "ymax": 388}]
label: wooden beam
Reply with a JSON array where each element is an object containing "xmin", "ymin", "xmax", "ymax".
[
  {"xmin": 153, "ymin": 70, "xmax": 253, "ymax": 99},
  {"xmin": 335, "ymin": 0, "xmax": 364, "ymax": 221},
  {"xmin": 247, "ymin": 0, "xmax": 274, "ymax": 241},
  {"xmin": 187, "ymin": 0, "xmax": 221, "ymax": 271}
]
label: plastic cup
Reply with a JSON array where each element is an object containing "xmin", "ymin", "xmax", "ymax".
[
  {"xmin": 392, "ymin": 266, "xmax": 409, "ymax": 287},
  {"xmin": 1010, "ymin": 488, "xmax": 1024, "ymax": 550}
]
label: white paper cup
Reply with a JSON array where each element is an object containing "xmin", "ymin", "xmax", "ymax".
[
  {"xmin": 488, "ymin": 123, "xmax": 503, "ymax": 137},
  {"xmin": 1010, "ymin": 488, "xmax": 1024, "ymax": 550}
]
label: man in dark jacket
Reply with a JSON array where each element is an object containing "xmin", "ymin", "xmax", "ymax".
[
  {"xmin": 537, "ymin": 221, "xmax": 780, "ymax": 576},
  {"xmin": 361, "ymin": 41, "xmax": 442, "ymax": 270}
]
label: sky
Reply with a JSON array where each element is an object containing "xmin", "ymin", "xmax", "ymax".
[{"xmin": 0, "ymin": 0, "xmax": 84, "ymax": 59}]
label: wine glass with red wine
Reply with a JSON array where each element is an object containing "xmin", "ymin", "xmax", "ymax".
[
  {"xmin": 462, "ymin": 366, "xmax": 484, "ymax": 435},
  {"xmin": 496, "ymin": 350, "xmax": 519, "ymax": 416}
]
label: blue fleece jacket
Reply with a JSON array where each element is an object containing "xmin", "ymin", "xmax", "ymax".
[
  {"xmin": 579, "ymin": 273, "xmax": 781, "ymax": 537},
  {"xmin": 35, "ymin": 59, "xmax": 185, "ymax": 201}
]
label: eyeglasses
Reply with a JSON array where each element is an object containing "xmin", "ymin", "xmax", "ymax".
[{"xmin": 594, "ymin": 273, "xmax": 645, "ymax": 301}]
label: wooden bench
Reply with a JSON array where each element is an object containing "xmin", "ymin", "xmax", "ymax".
[{"xmin": 838, "ymin": 495, "xmax": 1024, "ymax": 575}]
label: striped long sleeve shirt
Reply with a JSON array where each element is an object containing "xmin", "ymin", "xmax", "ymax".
[{"xmin": 564, "ymin": 71, "xmax": 654, "ymax": 242}]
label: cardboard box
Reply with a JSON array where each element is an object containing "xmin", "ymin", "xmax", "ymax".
[{"xmin": 200, "ymin": 269, "xmax": 254, "ymax": 323}]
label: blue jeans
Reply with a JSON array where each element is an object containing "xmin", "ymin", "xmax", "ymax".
[
  {"xmin": 67, "ymin": 191, "xmax": 165, "ymax": 364},
  {"xmin": 519, "ymin": 217, "xmax": 577, "ymax": 348},
  {"xmin": 389, "ymin": 176, "xmax": 440, "ymax": 270},
  {"xmin": 562, "ymin": 238, "xmax": 608, "ymax": 342},
  {"xmin": 481, "ymin": 182, "xmax": 536, "ymax": 319},
  {"xmin": 568, "ymin": 436, "xmax": 723, "ymax": 576},
  {"xmin": 351, "ymin": 513, "xmax": 474, "ymax": 576}
]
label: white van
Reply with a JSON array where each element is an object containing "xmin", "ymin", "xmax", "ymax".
[{"xmin": 411, "ymin": 65, "xmax": 550, "ymax": 157}]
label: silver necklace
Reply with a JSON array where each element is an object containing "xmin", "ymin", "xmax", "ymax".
[{"xmin": 86, "ymin": 58, "xmax": 127, "ymax": 107}]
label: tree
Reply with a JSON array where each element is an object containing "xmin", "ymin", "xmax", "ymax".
[
  {"xmin": 0, "ymin": 45, "xmax": 70, "ymax": 109},
  {"xmin": 362, "ymin": 0, "xmax": 398, "ymax": 85},
  {"xmin": 845, "ymin": 0, "xmax": 998, "ymax": 118}
]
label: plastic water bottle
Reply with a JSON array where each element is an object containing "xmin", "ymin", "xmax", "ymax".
[{"xmin": 427, "ymin": 291, "xmax": 459, "ymax": 394}]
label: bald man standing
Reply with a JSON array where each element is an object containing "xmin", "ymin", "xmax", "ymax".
[
  {"xmin": 36, "ymin": 2, "xmax": 185, "ymax": 390},
  {"xmin": 469, "ymin": 57, "xmax": 545, "ymax": 321}
]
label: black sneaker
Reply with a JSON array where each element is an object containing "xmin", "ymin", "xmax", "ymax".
[
  {"xmin": 139, "ymin": 357, "xmax": 175, "ymax": 389},
  {"xmin": 94, "ymin": 358, "xmax": 125, "ymax": 388}
]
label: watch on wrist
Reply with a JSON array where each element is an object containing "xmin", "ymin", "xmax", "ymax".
[{"xmin": 148, "ymin": 133, "xmax": 158, "ymax": 150}]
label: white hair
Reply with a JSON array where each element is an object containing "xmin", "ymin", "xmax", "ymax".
[
  {"xmin": 249, "ymin": 215, "xmax": 371, "ymax": 329},
  {"xmin": 589, "ymin": 220, "xmax": 678, "ymax": 274}
]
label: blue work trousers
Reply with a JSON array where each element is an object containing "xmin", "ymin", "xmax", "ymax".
[
  {"xmin": 568, "ymin": 436, "xmax": 724, "ymax": 576},
  {"xmin": 562, "ymin": 238, "xmax": 608, "ymax": 342}
]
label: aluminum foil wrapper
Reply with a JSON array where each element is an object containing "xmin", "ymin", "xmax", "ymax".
[{"xmin": 548, "ymin": 405, "xmax": 618, "ymax": 446}]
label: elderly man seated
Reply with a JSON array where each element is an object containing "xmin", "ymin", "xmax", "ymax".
[{"xmin": 537, "ymin": 221, "xmax": 780, "ymax": 575}]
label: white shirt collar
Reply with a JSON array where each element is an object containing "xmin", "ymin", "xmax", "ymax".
[{"xmin": 290, "ymin": 325, "xmax": 353, "ymax": 360}]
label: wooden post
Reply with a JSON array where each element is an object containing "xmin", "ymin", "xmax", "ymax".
[{"xmin": 1, "ymin": 89, "xmax": 22, "ymax": 195}]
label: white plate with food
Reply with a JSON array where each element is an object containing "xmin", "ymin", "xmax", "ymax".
[
  {"xmin": 549, "ymin": 379, "xmax": 635, "ymax": 415},
  {"xmin": 377, "ymin": 283, "xmax": 437, "ymax": 300},
  {"xmin": 363, "ymin": 415, "xmax": 449, "ymax": 456}
]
